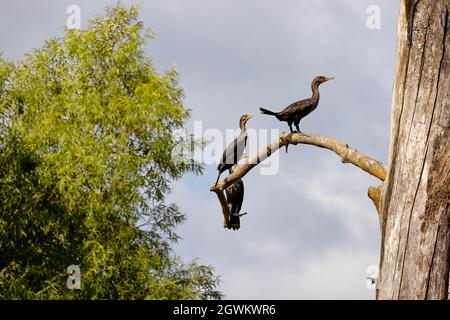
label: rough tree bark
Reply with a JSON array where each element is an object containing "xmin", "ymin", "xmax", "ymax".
[{"xmin": 377, "ymin": 0, "xmax": 450, "ymax": 299}]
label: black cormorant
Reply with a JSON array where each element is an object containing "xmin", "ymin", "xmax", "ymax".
[
  {"xmin": 260, "ymin": 76, "xmax": 334, "ymax": 133},
  {"xmin": 215, "ymin": 114, "xmax": 251, "ymax": 186}
]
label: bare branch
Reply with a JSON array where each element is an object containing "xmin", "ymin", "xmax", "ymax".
[
  {"xmin": 212, "ymin": 188, "xmax": 232, "ymax": 229},
  {"xmin": 211, "ymin": 132, "xmax": 386, "ymax": 192},
  {"xmin": 368, "ymin": 184, "xmax": 383, "ymax": 226}
]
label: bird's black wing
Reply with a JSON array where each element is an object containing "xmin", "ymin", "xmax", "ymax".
[
  {"xmin": 225, "ymin": 179, "xmax": 244, "ymax": 230},
  {"xmin": 218, "ymin": 132, "xmax": 247, "ymax": 171},
  {"xmin": 279, "ymin": 98, "xmax": 312, "ymax": 115}
]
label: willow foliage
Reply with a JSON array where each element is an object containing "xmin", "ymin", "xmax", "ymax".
[{"xmin": 0, "ymin": 4, "xmax": 220, "ymax": 299}]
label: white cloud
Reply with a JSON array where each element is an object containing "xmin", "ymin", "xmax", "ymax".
[
  {"xmin": 222, "ymin": 246, "xmax": 378, "ymax": 299},
  {"xmin": 296, "ymin": 162, "xmax": 380, "ymax": 238}
]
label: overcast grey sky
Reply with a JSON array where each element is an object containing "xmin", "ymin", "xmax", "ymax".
[{"xmin": 0, "ymin": 0, "xmax": 399, "ymax": 299}]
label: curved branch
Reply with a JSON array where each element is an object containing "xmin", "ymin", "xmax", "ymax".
[
  {"xmin": 213, "ymin": 187, "xmax": 232, "ymax": 229},
  {"xmin": 368, "ymin": 184, "xmax": 383, "ymax": 226},
  {"xmin": 210, "ymin": 131, "xmax": 386, "ymax": 228},
  {"xmin": 211, "ymin": 132, "xmax": 386, "ymax": 191}
]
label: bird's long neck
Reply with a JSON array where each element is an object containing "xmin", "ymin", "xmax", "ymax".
[
  {"xmin": 311, "ymin": 81, "xmax": 321, "ymax": 105},
  {"xmin": 239, "ymin": 122, "xmax": 247, "ymax": 133}
]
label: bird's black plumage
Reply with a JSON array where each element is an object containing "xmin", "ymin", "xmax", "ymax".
[
  {"xmin": 260, "ymin": 75, "xmax": 334, "ymax": 133},
  {"xmin": 225, "ymin": 178, "xmax": 244, "ymax": 230},
  {"xmin": 215, "ymin": 114, "xmax": 251, "ymax": 186}
]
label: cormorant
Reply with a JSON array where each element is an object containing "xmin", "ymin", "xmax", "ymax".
[
  {"xmin": 215, "ymin": 114, "xmax": 251, "ymax": 186},
  {"xmin": 259, "ymin": 76, "xmax": 334, "ymax": 133},
  {"xmin": 225, "ymin": 178, "xmax": 244, "ymax": 230}
]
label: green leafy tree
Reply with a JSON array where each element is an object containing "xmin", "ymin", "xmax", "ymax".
[{"xmin": 0, "ymin": 4, "xmax": 220, "ymax": 299}]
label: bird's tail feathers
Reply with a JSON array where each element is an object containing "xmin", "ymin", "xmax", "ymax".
[
  {"xmin": 259, "ymin": 107, "xmax": 277, "ymax": 116},
  {"xmin": 229, "ymin": 212, "xmax": 240, "ymax": 230}
]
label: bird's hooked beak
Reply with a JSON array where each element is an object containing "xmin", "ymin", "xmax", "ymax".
[
  {"xmin": 244, "ymin": 115, "xmax": 252, "ymax": 123},
  {"xmin": 325, "ymin": 77, "xmax": 335, "ymax": 82}
]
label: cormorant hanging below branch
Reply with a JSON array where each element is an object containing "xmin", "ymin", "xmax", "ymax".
[
  {"xmin": 225, "ymin": 178, "xmax": 245, "ymax": 230},
  {"xmin": 215, "ymin": 114, "xmax": 252, "ymax": 186},
  {"xmin": 260, "ymin": 76, "xmax": 334, "ymax": 133}
]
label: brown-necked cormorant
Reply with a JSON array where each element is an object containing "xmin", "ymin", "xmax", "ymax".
[
  {"xmin": 259, "ymin": 76, "xmax": 334, "ymax": 133},
  {"xmin": 215, "ymin": 114, "xmax": 252, "ymax": 186}
]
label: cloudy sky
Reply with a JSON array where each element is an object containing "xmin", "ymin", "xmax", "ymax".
[{"xmin": 0, "ymin": 0, "xmax": 400, "ymax": 299}]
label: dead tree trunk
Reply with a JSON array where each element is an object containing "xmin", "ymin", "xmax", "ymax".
[{"xmin": 377, "ymin": 0, "xmax": 450, "ymax": 299}]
